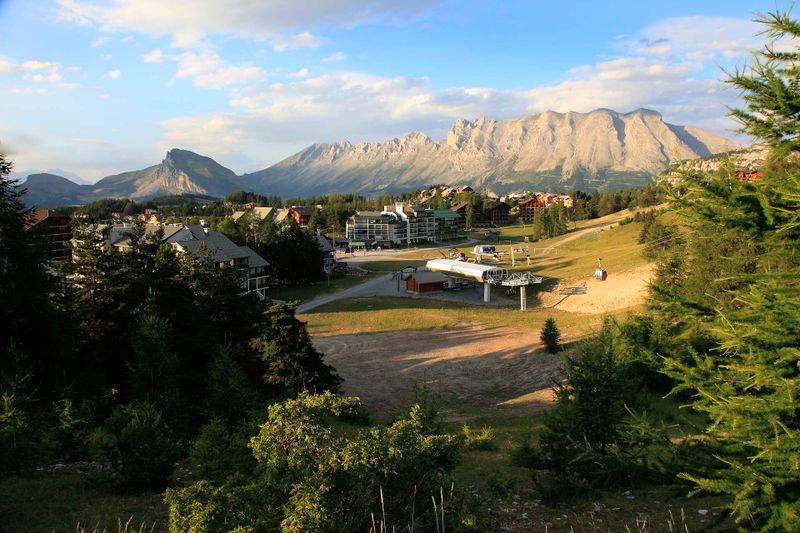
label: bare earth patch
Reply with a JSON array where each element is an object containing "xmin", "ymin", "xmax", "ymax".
[
  {"xmin": 313, "ymin": 325, "xmax": 561, "ymax": 420},
  {"xmin": 538, "ymin": 263, "xmax": 655, "ymax": 314}
]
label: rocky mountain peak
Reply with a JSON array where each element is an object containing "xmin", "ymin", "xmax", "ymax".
[{"xmin": 243, "ymin": 108, "xmax": 742, "ymax": 197}]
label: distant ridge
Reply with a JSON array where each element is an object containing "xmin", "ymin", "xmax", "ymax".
[
  {"xmin": 19, "ymin": 149, "xmax": 245, "ymax": 206},
  {"xmin": 90, "ymin": 149, "xmax": 244, "ymax": 199},
  {"xmin": 242, "ymin": 108, "xmax": 740, "ymax": 196},
  {"xmin": 16, "ymin": 109, "xmax": 742, "ymax": 206}
]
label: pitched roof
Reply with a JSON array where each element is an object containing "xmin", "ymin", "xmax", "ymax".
[
  {"xmin": 24, "ymin": 208, "xmax": 70, "ymax": 228},
  {"xmin": 450, "ymin": 201, "xmax": 470, "ymax": 212},
  {"xmin": 174, "ymin": 227, "xmax": 248, "ymax": 263},
  {"xmin": 238, "ymin": 245, "xmax": 270, "ymax": 268},
  {"xmin": 430, "ymin": 209, "xmax": 461, "ymax": 219},
  {"xmin": 232, "ymin": 206, "xmax": 274, "ymax": 221},
  {"xmin": 315, "ymin": 235, "xmax": 335, "ymax": 253},
  {"xmin": 486, "ymin": 200, "xmax": 510, "ymax": 210},
  {"xmin": 409, "ymin": 271, "xmax": 448, "ymax": 284},
  {"xmin": 291, "ymin": 206, "xmax": 313, "ymax": 216},
  {"xmin": 273, "ymin": 209, "xmax": 291, "ymax": 223}
]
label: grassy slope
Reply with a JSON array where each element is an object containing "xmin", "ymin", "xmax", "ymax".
[
  {"xmin": 0, "ymin": 472, "xmax": 167, "ymax": 532},
  {"xmin": 384, "ymin": 209, "xmax": 651, "ymax": 284},
  {"xmin": 301, "ymin": 296, "xmax": 621, "ymax": 338},
  {"xmin": 264, "ymin": 272, "xmax": 378, "ymax": 303},
  {"xmin": 302, "ymin": 210, "xmax": 651, "ymax": 339}
]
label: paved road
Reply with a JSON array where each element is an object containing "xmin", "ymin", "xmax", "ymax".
[{"xmin": 296, "ymin": 273, "xmax": 394, "ymax": 314}]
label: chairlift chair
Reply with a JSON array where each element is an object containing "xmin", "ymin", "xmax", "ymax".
[{"xmin": 594, "ymin": 258, "xmax": 608, "ymax": 281}]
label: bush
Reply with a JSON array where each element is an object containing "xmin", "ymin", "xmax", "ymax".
[
  {"xmin": 462, "ymin": 424, "xmax": 498, "ymax": 451},
  {"xmin": 95, "ymin": 402, "xmax": 180, "ymax": 490},
  {"xmin": 0, "ymin": 349, "xmax": 53, "ymax": 475},
  {"xmin": 188, "ymin": 417, "xmax": 258, "ymax": 484},
  {"xmin": 52, "ymin": 397, "xmax": 92, "ymax": 462},
  {"xmin": 168, "ymin": 392, "xmax": 467, "ymax": 532}
]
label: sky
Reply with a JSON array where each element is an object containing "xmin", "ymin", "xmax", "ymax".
[{"xmin": 0, "ymin": 0, "xmax": 788, "ymax": 182}]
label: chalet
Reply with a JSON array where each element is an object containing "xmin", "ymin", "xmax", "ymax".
[
  {"xmin": 273, "ymin": 208, "xmax": 292, "ymax": 224},
  {"xmin": 24, "ymin": 209, "xmax": 72, "ymax": 261},
  {"xmin": 107, "ymin": 223, "xmax": 270, "ymax": 299},
  {"xmin": 517, "ymin": 197, "xmax": 546, "ymax": 223},
  {"xmin": 231, "ymin": 206, "xmax": 274, "ymax": 221},
  {"xmin": 450, "ymin": 201, "xmax": 490, "ymax": 227},
  {"xmin": 289, "ymin": 206, "xmax": 313, "ymax": 226},
  {"xmin": 736, "ymin": 170, "xmax": 763, "ymax": 182},
  {"xmin": 485, "ymin": 200, "xmax": 510, "ymax": 225},
  {"xmin": 314, "ymin": 233, "xmax": 336, "ymax": 256}
]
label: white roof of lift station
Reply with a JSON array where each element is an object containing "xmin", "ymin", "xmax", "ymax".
[{"xmin": 425, "ymin": 259, "xmax": 507, "ymax": 282}]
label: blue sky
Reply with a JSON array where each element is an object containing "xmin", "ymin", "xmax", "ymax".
[{"xmin": 0, "ymin": 0, "xmax": 786, "ymax": 182}]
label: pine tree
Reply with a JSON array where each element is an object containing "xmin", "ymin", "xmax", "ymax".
[
  {"xmin": 540, "ymin": 317, "xmax": 561, "ymax": 353},
  {"xmin": 465, "ymin": 203, "xmax": 475, "ymax": 229},
  {"xmin": 0, "ymin": 155, "xmax": 67, "ymax": 395},
  {"xmin": 129, "ymin": 294, "xmax": 181, "ymax": 427},
  {"xmin": 259, "ymin": 303, "xmax": 342, "ymax": 393},
  {"xmin": 657, "ymin": 9, "xmax": 800, "ymax": 530}
]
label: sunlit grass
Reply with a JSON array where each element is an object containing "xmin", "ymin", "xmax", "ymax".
[{"xmin": 301, "ymin": 296, "xmax": 613, "ymax": 337}]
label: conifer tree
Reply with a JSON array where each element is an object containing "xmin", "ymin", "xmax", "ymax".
[
  {"xmin": 540, "ymin": 317, "xmax": 561, "ymax": 353},
  {"xmin": 658, "ymin": 9, "xmax": 800, "ymax": 529}
]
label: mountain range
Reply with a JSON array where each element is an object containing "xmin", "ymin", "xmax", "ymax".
[{"xmin": 18, "ymin": 109, "xmax": 741, "ymax": 206}]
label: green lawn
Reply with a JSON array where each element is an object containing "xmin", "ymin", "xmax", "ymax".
[
  {"xmin": 301, "ymin": 295, "xmax": 612, "ymax": 337},
  {"xmin": 359, "ymin": 259, "xmax": 427, "ymax": 271},
  {"xmin": 394, "ymin": 216, "xmax": 650, "ymax": 284},
  {"xmin": 530, "ymin": 219, "xmax": 648, "ymax": 281},
  {"xmin": 0, "ymin": 472, "xmax": 168, "ymax": 532},
  {"xmin": 264, "ymin": 273, "xmax": 376, "ymax": 303}
]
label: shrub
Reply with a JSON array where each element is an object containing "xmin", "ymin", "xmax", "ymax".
[
  {"xmin": 52, "ymin": 397, "xmax": 92, "ymax": 462},
  {"xmin": 168, "ymin": 392, "xmax": 466, "ymax": 532},
  {"xmin": 188, "ymin": 417, "xmax": 258, "ymax": 484},
  {"xmin": 0, "ymin": 348, "xmax": 53, "ymax": 475},
  {"xmin": 462, "ymin": 424, "xmax": 498, "ymax": 451},
  {"xmin": 95, "ymin": 402, "xmax": 180, "ymax": 490}
]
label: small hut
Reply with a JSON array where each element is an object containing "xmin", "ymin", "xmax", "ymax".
[{"xmin": 406, "ymin": 271, "xmax": 447, "ymax": 293}]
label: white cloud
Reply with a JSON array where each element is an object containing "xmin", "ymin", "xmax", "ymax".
[
  {"xmin": 108, "ymin": 69, "xmax": 121, "ymax": 78},
  {"xmin": 141, "ymin": 49, "xmax": 165, "ymax": 62},
  {"xmin": 137, "ymin": 48, "xmax": 267, "ymax": 87},
  {"xmin": 120, "ymin": 35, "xmax": 133, "ymax": 43},
  {"xmin": 322, "ymin": 51, "xmax": 346, "ymax": 62},
  {"xmin": 53, "ymin": 0, "xmax": 440, "ymax": 47},
  {"xmin": 288, "ymin": 67, "xmax": 310, "ymax": 78},
  {"xmin": 273, "ymin": 32, "xmax": 327, "ymax": 52},
  {"xmin": 90, "ymin": 36, "xmax": 109, "ymax": 47},
  {"xmin": 0, "ymin": 55, "xmax": 79, "ymax": 88},
  {"xmin": 620, "ymin": 16, "xmax": 761, "ymax": 61},
  {"xmin": 171, "ymin": 51, "xmax": 266, "ymax": 88},
  {"xmin": 162, "ymin": 46, "xmax": 749, "ymax": 165}
]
